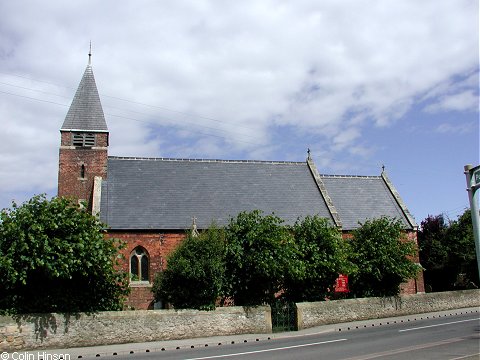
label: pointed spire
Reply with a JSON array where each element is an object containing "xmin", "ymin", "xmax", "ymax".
[{"xmin": 61, "ymin": 57, "xmax": 108, "ymax": 132}]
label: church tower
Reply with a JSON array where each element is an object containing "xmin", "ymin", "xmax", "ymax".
[{"xmin": 58, "ymin": 54, "xmax": 108, "ymax": 211}]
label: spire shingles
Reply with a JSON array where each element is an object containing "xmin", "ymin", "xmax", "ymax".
[{"xmin": 61, "ymin": 65, "xmax": 108, "ymax": 132}]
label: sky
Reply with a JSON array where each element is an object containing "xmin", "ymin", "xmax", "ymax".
[{"xmin": 0, "ymin": 0, "xmax": 478, "ymax": 226}]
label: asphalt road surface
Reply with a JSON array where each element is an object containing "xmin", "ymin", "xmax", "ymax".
[{"xmin": 82, "ymin": 310, "xmax": 479, "ymax": 360}]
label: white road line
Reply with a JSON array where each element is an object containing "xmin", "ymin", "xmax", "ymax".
[
  {"xmin": 274, "ymin": 328, "xmax": 335, "ymax": 339},
  {"xmin": 398, "ymin": 317, "xmax": 480, "ymax": 332},
  {"xmin": 343, "ymin": 337, "xmax": 466, "ymax": 360},
  {"xmin": 182, "ymin": 338, "xmax": 348, "ymax": 360},
  {"xmin": 450, "ymin": 353, "xmax": 480, "ymax": 360}
]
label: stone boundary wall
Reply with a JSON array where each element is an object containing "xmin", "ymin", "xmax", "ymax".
[
  {"xmin": 0, "ymin": 306, "xmax": 271, "ymax": 351},
  {"xmin": 296, "ymin": 289, "xmax": 480, "ymax": 330},
  {"xmin": 2, "ymin": 290, "xmax": 479, "ymax": 351}
]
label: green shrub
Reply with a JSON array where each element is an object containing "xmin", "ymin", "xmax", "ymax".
[{"xmin": 0, "ymin": 195, "xmax": 129, "ymax": 314}]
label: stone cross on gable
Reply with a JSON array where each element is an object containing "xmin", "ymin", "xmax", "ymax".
[{"xmin": 191, "ymin": 216, "xmax": 199, "ymax": 237}]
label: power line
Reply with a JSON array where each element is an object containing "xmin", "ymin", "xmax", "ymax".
[
  {"xmin": 0, "ymin": 81, "xmax": 70, "ymax": 100},
  {"xmin": 102, "ymin": 103, "xmax": 264, "ymax": 143},
  {"xmin": 0, "ymin": 71, "xmax": 65, "ymax": 89},
  {"xmin": 0, "ymin": 74, "xmax": 266, "ymax": 144},
  {"xmin": 1, "ymin": 77, "xmax": 263, "ymax": 141},
  {"xmin": 107, "ymin": 113, "xmax": 263, "ymax": 146},
  {"xmin": 0, "ymin": 90, "xmax": 68, "ymax": 107},
  {"xmin": 0, "ymin": 89, "xmax": 265, "ymax": 146},
  {"xmin": 0, "ymin": 84, "xmax": 390, "ymax": 168},
  {"xmin": 0, "ymin": 71, "xmax": 259, "ymax": 132}
]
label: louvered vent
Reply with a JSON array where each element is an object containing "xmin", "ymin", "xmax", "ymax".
[
  {"xmin": 72, "ymin": 133, "xmax": 95, "ymax": 147},
  {"xmin": 73, "ymin": 133, "xmax": 84, "ymax": 146},
  {"xmin": 84, "ymin": 133, "xmax": 95, "ymax": 147}
]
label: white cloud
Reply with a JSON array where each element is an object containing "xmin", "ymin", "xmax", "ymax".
[
  {"xmin": 435, "ymin": 122, "xmax": 475, "ymax": 135},
  {"xmin": 424, "ymin": 90, "xmax": 479, "ymax": 113},
  {"xmin": 0, "ymin": 0, "xmax": 478, "ymax": 210},
  {"xmin": 332, "ymin": 128, "xmax": 361, "ymax": 152}
]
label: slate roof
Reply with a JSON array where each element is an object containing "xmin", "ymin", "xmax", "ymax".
[
  {"xmin": 62, "ymin": 62, "xmax": 416, "ymax": 232},
  {"xmin": 99, "ymin": 157, "xmax": 416, "ymax": 231},
  {"xmin": 61, "ymin": 65, "xmax": 108, "ymax": 132},
  {"xmin": 100, "ymin": 157, "xmax": 334, "ymax": 230},
  {"xmin": 321, "ymin": 175, "xmax": 416, "ymax": 230}
]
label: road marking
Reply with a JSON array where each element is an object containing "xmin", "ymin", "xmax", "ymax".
[
  {"xmin": 182, "ymin": 338, "xmax": 348, "ymax": 360},
  {"xmin": 343, "ymin": 337, "xmax": 466, "ymax": 360},
  {"xmin": 274, "ymin": 328, "xmax": 335, "ymax": 339},
  {"xmin": 450, "ymin": 353, "xmax": 480, "ymax": 360},
  {"xmin": 398, "ymin": 317, "xmax": 480, "ymax": 332}
]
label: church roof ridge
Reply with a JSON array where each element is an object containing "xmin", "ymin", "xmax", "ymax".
[
  {"xmin": 321, "ymin": 174, "xmax": 382, "ymax": 179},
  {"xmin": 108, "ymin": 156, "xmax": 306, "ymax": 165}
]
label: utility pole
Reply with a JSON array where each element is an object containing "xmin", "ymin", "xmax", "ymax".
[{"xmin": 464, "ymin": 164, "xmax": 480, "ymax": 280}]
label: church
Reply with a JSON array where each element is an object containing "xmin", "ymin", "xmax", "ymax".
[{"xmin": 57, "ymin": 59, "xmax": 425, "ymax": 309}]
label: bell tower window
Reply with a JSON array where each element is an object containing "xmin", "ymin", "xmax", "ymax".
[
  {"xmin": 80, "ymin": 164, "xmax": 85, "ymax": 179},
  {"xmin": 73, "ymin": 133, "xmax": 96, "ymax": 147}
]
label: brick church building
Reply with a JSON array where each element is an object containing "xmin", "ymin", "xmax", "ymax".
[{"xmin": 58, "ymin": 60, "xmax": 425, "ymax": 309}]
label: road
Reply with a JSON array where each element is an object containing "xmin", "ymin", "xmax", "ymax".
[{"xmin": 85, "ymin": 310, "xmax": 479, "ymax": 360}]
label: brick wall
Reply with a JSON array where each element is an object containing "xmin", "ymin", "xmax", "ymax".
[
  {"xmin": 127, "ymin": 285, "xmax": 155, "ymax": 310},
  {"xmin": 404, "ymin": 231, "xmax": 425, "ymax": 293},
  {"xmin": 57, "ymin": 132, "xmax": 108, "ymax": 210},
  {"xmin": 108, "ymin": 231, "xmax": 187, "ymax": 310},
  {"xmin": 114, "ymin": 227, "xmax": 424, "ymax": 309}
]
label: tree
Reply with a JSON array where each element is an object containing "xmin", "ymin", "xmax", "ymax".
[
  {"xmin": 348, "ymin": 217, "xmax": 420, "ymax": 298},
  {"xmin": 418, "ymin": 214, "xmax": 450, "ymax": 291},
  {"xmin": 443, "ymin": 210, "xmax": 478, "ymax": 289},
  {"xmin": 284, "ymin": 215, "xmax": 353, "ymax": 302},
  {"xmin": 223, "ymin": 210, "xmax": 301, "ymax": 306},
  {"xmin": 0, "ymin": 195, "xmax": 129, "ymax": 314},
  {"xmin": 418, "ymin": 210, "xmax": 478, "ymax": 291},
  {"xmin": 153, "ymin": 225, "xmax": 225, "ymax": 310}
]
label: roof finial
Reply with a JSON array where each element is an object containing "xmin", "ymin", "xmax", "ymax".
[
  {"xmin": 382, "ymin": 164, "xmax": 385, "ymax": 173},
  {"xmin": 88, "ymin": 41, "xmax": 92, "ymax": 65},
  {"xmin": 307, "ymin": 148, "xmax": 312, "ymax": 161}
]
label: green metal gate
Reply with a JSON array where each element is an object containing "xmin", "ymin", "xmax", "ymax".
[{"xmin": 271, "ymin": 300, "xmax": 296, "ymax": 332}]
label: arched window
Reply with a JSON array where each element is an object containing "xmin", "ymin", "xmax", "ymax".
[{"xmin": 130, "ymin": 247, "xmax": 149, "ymax": 282}]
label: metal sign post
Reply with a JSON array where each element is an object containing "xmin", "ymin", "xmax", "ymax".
[{"xmin": 464, "ymin": 164, "xmax": 480, "ymax": 281}]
